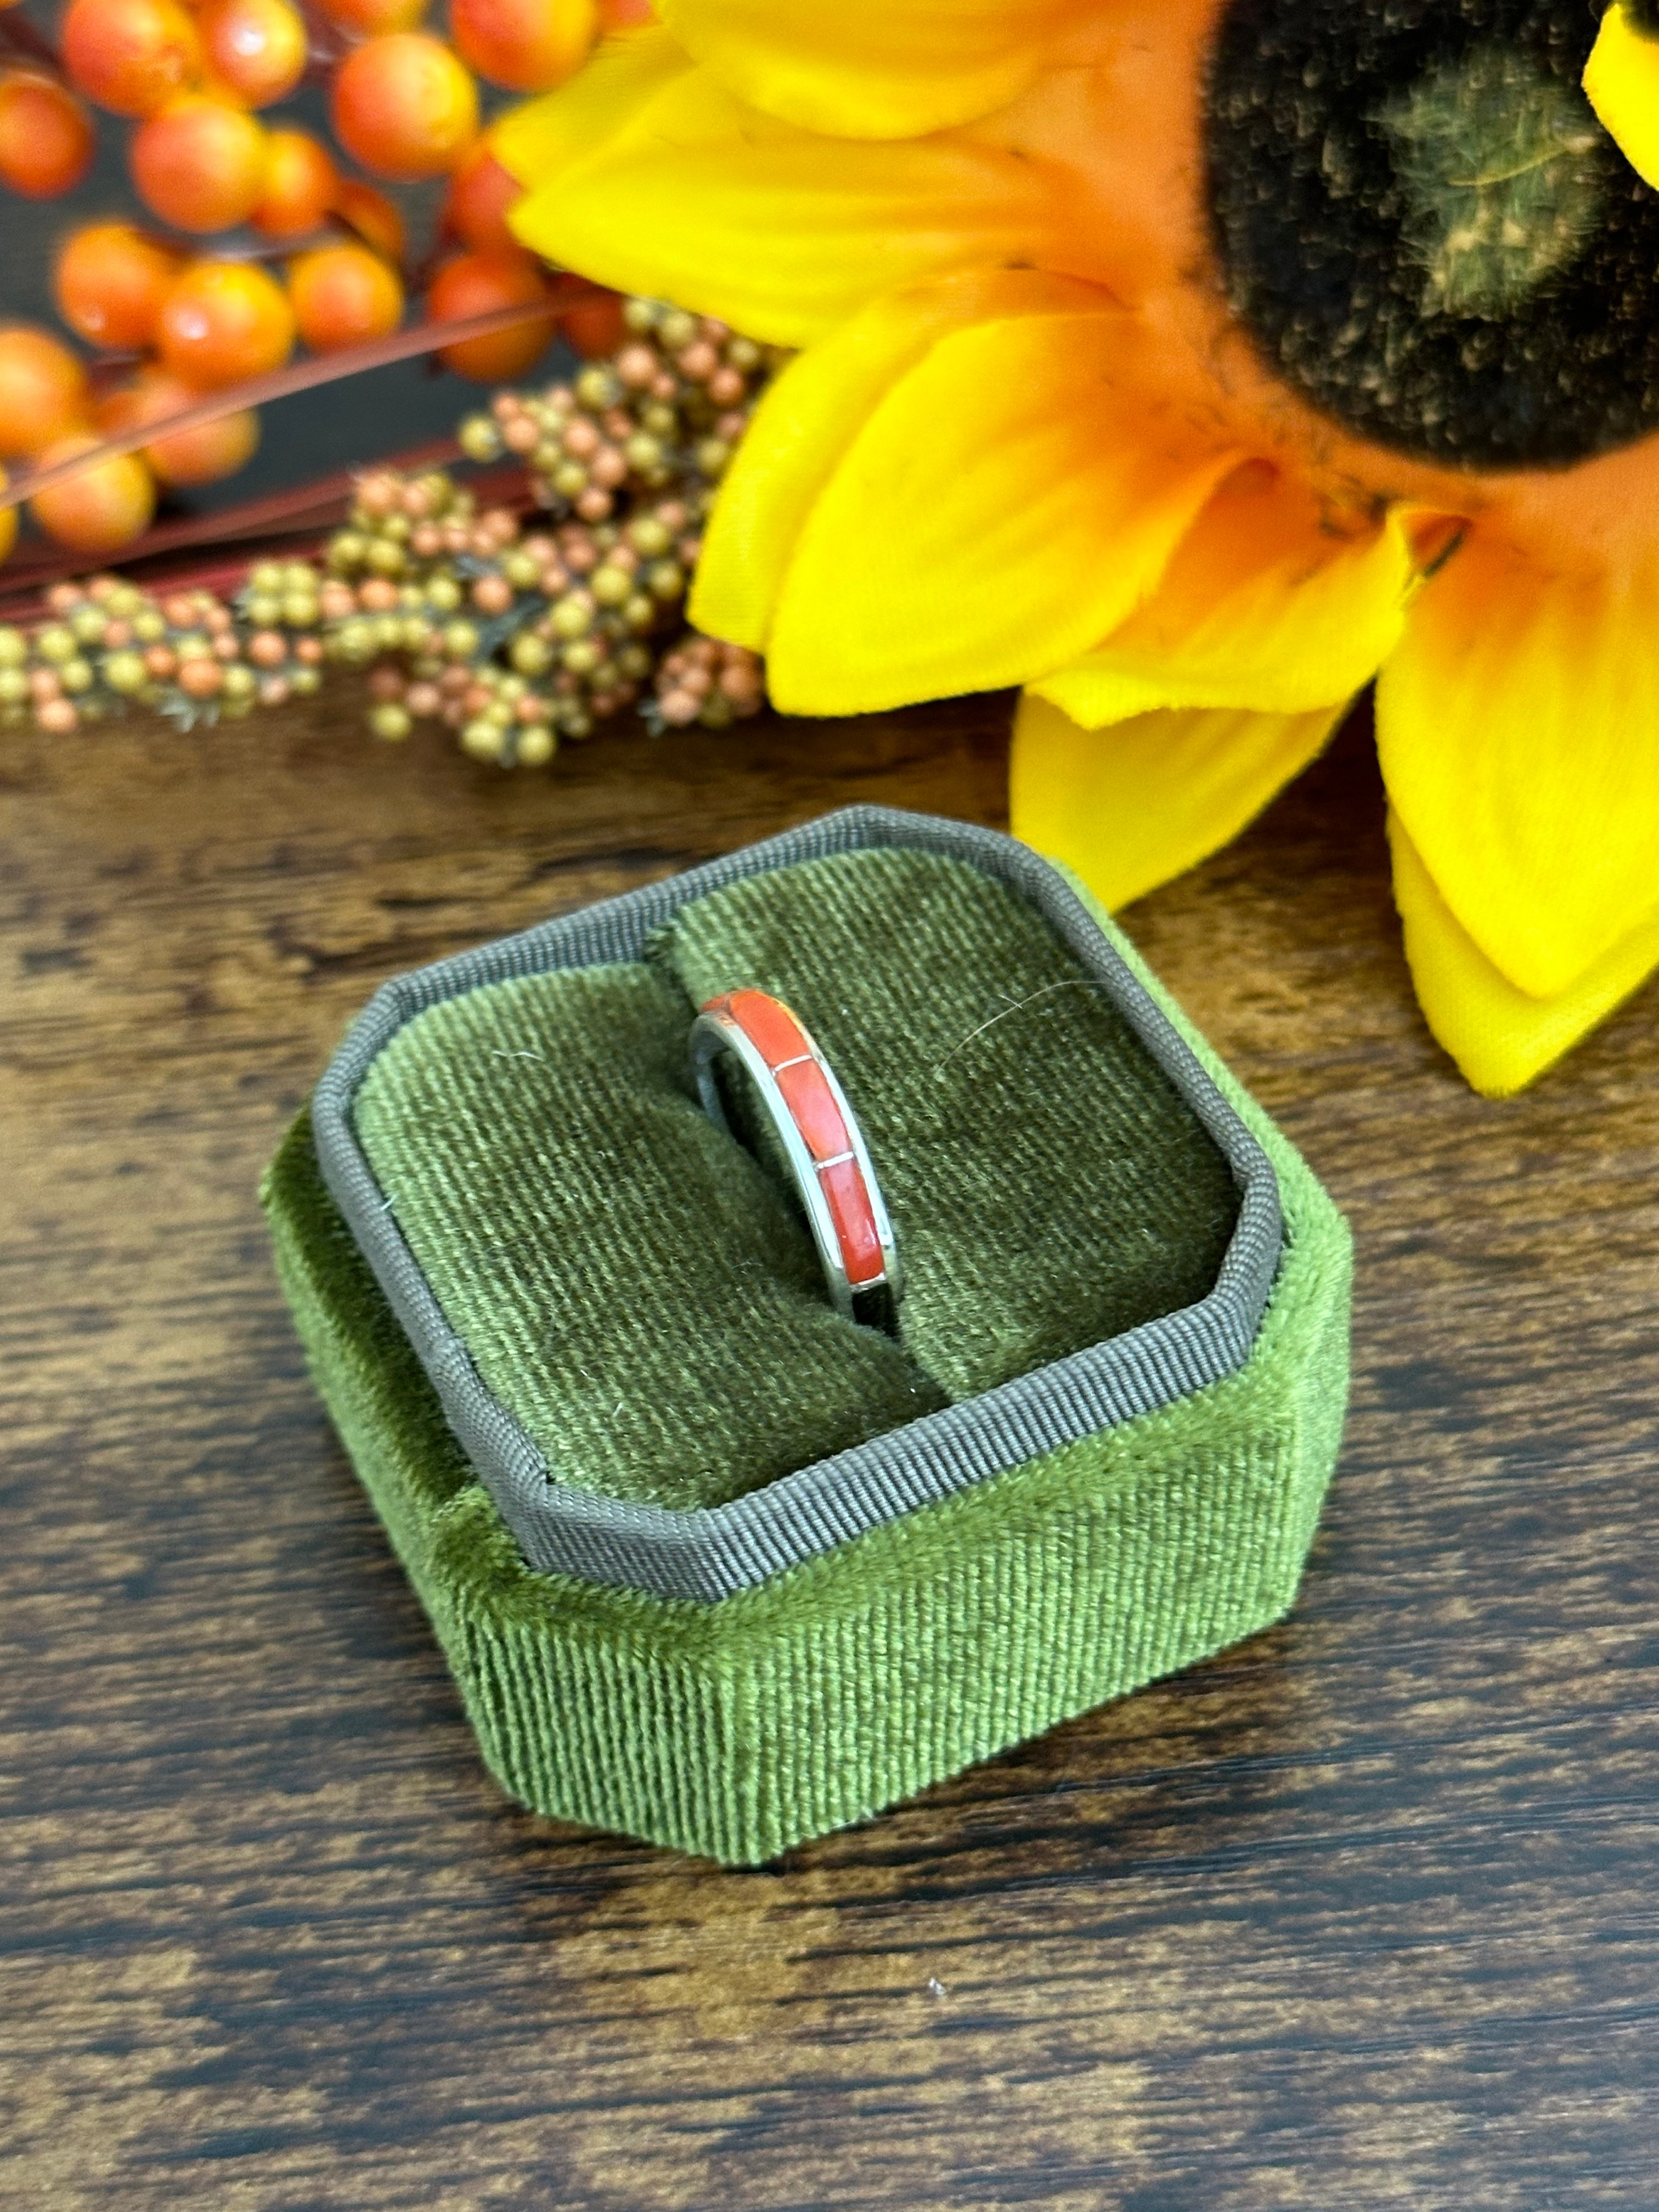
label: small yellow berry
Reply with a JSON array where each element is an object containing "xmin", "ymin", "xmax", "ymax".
[
  {"xmin": 628, "ymin": 517, "xmax": 672, "ymax": 557},
  {"xmin": 101, "ymin": 651, "xmax": 149, "ymax": 695}
]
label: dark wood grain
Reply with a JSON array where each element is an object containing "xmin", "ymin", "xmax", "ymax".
[{"xmin": 4, "ymin": 692, "xmax": 1657, "ymax": 2211}]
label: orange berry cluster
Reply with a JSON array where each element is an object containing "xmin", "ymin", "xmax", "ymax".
[
  {"xmin": 0, "ymin": 0, "xmax": 637, "ymax": 557},
  {"xmin": 1, "ymin": 295, "xmax": 773, "ymax": 760}
]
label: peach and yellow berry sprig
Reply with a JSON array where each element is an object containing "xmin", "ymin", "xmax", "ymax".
[{"xmin": 1, "ymin": 295, "xmax": 777, "ymax": 761}]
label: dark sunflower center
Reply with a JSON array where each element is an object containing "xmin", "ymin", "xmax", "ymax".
[{"xmin": 1204, "ymin": 0, "xmax": 1659, "ymax": 468}]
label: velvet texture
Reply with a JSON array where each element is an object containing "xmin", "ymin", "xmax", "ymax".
[
  {"xmin": 264, "ymin": 868, "xmax": 1351, "ymax": 1863},
  {"xmin": 349, "ymin": 851, "xmax": 1239, "ymax": 1509}
]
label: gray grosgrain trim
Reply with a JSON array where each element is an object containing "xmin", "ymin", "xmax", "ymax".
[{"xmin": 312, "ymin": 807, "xmax": 1284, "ymax": 1602}]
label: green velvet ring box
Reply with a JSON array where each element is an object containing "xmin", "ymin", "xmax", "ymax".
[{"xmin": 264, "ymin": 806, "xmax": 1351, "ymax": 1863}]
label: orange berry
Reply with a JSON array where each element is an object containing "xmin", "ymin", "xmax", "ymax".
[
  {"xmin": 29, "ymin": 435, "xmax": 155, "ymax": 554},
  {"xmin": 332, "ymin": 177, "xmax": 406, "ymax": 263},
  {"xmin": 157, "ymin": 258, "xmax": 295, "ymax": 386},
  {"xmin": 61, "ymin": 0, "xmax": 201, "ymax": 118},
  {"xmin": 450, "ymin": 0, "xmax": 595, "ymax": 92},
  {"xmin": 289, "ymin": 241, "xmax": 404, "ymax": 352},
  {"xmin": 597, "ymin": 0, "xmax": 653, "ymax": 24},
  {"xmin": 0, "ymin": 327, "xmax": 92, "ymax": 458},
  {"xmin": 0, "ymin": 469, "xmax": 16, "ymax": 567},
  {"xmin": 330, "ymin": 34, "xmax": 478, "ymax": 180},
  {"xmin": 561, "ymin": 287, "xmax": 627, "ymax": 360},
  {"xmin": 156, "ymin": 406, "xmax": 259, "ymax": 484},
  {"xmin": 0, "ymin": 73, "xmax": 97, "ymax": 198},
  {"xmin": 54, "ymin": 222, "xmax": 181, "ymax": 350},
  {"xmin": 98, "ymin": 364, "xmax": 260, "ymax": 486},
  {"xmin": 252, "ymin": 127, "xmax": 337, "ymax": 236},
  {"xmin": 442, "ymin": 140, "xmax": 522, "ymax": 257},
  {"xmin": 314, "ymin": 0, "xmax": 424, "ymax": 30},
  {"xmin": 426, "ymin": 249, "xmax": 557, "ymax": 380},
  {"xmin": 198, "ymin": 0, "xmax": 306, "ymax": 108},
  {"xmin": 131, "ymin": 95, "xmax": 270, "ymax": 231},
  {"xmin": 93, "ymin": 368, "xmax": 158, "ymax": 432}
]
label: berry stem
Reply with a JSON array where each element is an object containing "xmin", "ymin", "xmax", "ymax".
[
  {"xmin": 2, "ymin": 292, "xmax": 586, "ymax": 514},
  {"xmin": 0, "ymin": 10, "xmax": 69, "ymax": 78},
  {"xmin": 0, "ymin": 437, "xmax": 483, "ymax": 616}
]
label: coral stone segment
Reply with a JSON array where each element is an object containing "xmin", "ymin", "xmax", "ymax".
[
  {"xmin": 722, "ymin": 987, "xmax": 813, "ymax": 1070},
  {"xmin": 818, "ymin": 1156, "xmax": 885, "ymax": 1287},
  {"xmin": 1206, "ymin": 0, "xmax": 1659, "ymax": 466},
  {"xmin": 773, "ymin": 1055, "xmax": 849, "ymax": 1163}
]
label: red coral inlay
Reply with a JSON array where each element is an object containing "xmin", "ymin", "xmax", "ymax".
[
  {"xmin": 774, "ymin": 1057, "xmax": 849, "ymax": 1161},
  {"xmin": 723, "ymin": 988, "xmax": 811, "ymax": 1068},
  {"xmin": 819, "ymin": 1158, "xmax": 884, "ymax": 1286}
]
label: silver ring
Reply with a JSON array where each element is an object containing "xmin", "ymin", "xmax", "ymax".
[{"xmin": 691, "ymin": 989, "xmax": 901, "ymax": 1328}]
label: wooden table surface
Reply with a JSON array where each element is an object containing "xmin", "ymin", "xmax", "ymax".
[{"xmin": 5, "ymin": 693, "xmax": 1657, "ymax": 2211}]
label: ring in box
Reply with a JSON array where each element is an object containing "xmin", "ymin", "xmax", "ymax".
[{"xmin": 264, "ymin": 806, "xmax": 1351, "ymax": 1863}]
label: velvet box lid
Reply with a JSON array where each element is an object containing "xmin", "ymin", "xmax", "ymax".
[{"xmin": 264, "ymin": 805, "xmax": 1351, "ymax": 1862}]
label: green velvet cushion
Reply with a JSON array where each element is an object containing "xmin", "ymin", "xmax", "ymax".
[{"xmin": 348, "ymin": 849, "xmax": 1238, "ymax": 1511}]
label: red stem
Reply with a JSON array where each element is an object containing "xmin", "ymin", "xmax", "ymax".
[
  {"xmin": 0, "ymin": 289, "xmax": 584, "ymax": 513},
  {"xmin": 0, "ymin": 11, "xmax": 67, "ymax": 79},
  {"xmin": 0, "ymin": 449, "xmax": 537, "ymax": 620}
]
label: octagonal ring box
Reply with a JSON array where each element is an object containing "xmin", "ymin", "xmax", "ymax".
[{"xmin": 263, "ymin": 805, "xmax": 1352, "ymax": 1864}]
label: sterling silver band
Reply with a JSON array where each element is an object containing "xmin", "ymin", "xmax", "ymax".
[{"xmin": 691, "ymin": 994, "xmax": 902, "ymax": 1328}]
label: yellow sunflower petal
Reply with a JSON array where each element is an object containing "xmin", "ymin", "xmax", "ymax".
[
  {"xmin": 493, "ymin": 27, "xmax": 690, "ymax": 189},
  {"xmin": 1390, "ymin": 812, "xmax": 1659, "ymax": 1096},
  {"xmin": 693, "ymin": 268, "xmax": 1111, "ymax": 651},
  {"xmin": 1376, "ymin": 536, "xmax": 1659, "ymax": 1001},
  {"xmin": 655, "ymin": 0, "xmax": 1086, "ymax": 139},
  {"xmin": 761, "ymin": 314, "xmax": 1240, "ymax": 714},
  {"xmin": 1010, "ymin": 691, "xmax": 1346, "ymax": 911},
  {"xmin": 1584, "ymin": 2, "xmax": 1659, "ymax": 190},
  {"xmin": 1029, "ymin": 474, "xmax": 1425, "ymax": 726},
  {"xmin": 505, "ymin": 55, "xmax": 1067, "ymax": 348}
]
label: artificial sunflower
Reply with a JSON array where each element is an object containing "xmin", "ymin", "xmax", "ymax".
[{"xmin": 497, "ymin": 0, "xmax": 1659, "ymax": 1096}]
